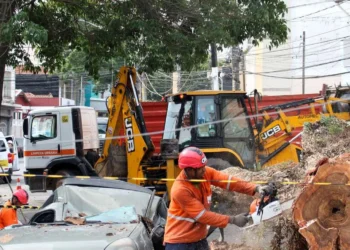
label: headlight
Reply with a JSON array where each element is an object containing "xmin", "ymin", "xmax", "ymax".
[{"xmin": 105, "ymin": 238, "xmax": 138, "ymax": 250}]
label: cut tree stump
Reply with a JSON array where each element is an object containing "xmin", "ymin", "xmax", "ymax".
[{"xmin": 293, "ymin": 153, "xmax": 350, "ymax": 249}]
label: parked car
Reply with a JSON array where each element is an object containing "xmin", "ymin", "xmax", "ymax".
[
  {"xmin": 0, "ymin": 133, "xmax": 19, "ymax": 183},
  {"xmin": 0, "ymin": 178, "xmax": 167, "ymax": 250}
]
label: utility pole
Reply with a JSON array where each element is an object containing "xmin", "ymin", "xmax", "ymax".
[
  {"xmin": 172, "ymin": 71, "xmax": 178, "ymax": 93},
  {"xmin": 232, "ymin": 46, "xmax": 241, "ymax": 90},
  {"xmin": 70, "ymin": 79, "xmax": 74, "ymax": 100},
  {"xmin": 302, "ymin": 31, "xmax": 306, "ymax": 94},
  {"xmin": 141, "ymin": 72, "xmax": 148, "ymax": 101},
  {"xmin": 177, "ymin": 64, "xmax": 181, "ymax": 92},
  {"xmin": 80, "ymin": 75, "xmax": 83, "ymax": 106},
  {"xmin": 63, "ymin": 82, "xmax": 66, "ymax": 98},
  {"xmin": 242, "ymin": 52, "xmax": 246, "ymax": 91},
  {"xmin": 211, "ymin": 43, "xmax": 219, "ymax": 90}
]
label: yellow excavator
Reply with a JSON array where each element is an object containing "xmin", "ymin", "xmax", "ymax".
[{"xmin": 94, "ymin": 66, "xmax": 350, "ymax": 196}]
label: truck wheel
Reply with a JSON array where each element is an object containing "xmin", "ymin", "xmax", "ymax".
[
  {"xmin": 2, "ymin": 175, "xmax": 11, "ymax": 184},
  {"xmin": 53, "ymin": 169, "xmax": 76, "ymax": 190},
  {"xmin": 206, "ymin": 158, "xmax": 232, "ymax": 171}
]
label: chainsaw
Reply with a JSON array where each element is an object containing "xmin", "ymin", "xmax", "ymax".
[
  {"xmin": 245, "ymin": 182, "xmax": 284, "ymax": 228},
  {"xmin": 207, "ymin": 182, "xmax": 292, "ymax": 240}
]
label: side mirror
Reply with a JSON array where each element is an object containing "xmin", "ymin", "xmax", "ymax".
[{"xmin": 23, "ymin": 118, "xmax": 28, "ymax": 137}]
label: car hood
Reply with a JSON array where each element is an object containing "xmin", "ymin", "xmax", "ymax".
[{"xmin": 0, "ymin": 223, "xmax": 137, "ymax": 250}]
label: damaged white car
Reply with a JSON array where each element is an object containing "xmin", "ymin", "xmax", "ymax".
[{"xmin": 0, "ymin": 179, "xmax": 167, "ymax": 250}]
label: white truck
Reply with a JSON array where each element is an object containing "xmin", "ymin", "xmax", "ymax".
[{"xmin": 23, "ymin": 106, "xmax": 100, "ymax": 191}]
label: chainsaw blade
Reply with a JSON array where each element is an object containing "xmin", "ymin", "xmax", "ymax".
[{"xmin": 243, "ymin": 199, "xmax": 294, "ymax": 229}]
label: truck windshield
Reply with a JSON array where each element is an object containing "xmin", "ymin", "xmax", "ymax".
[{"xmin": 31, "ymin": 115, "xmax": 57, "ymax": 140}]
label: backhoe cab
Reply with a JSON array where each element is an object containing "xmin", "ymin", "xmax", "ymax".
[{"xmin": 163, "ymin": 91, "xmax": 255, "ymax": 169}]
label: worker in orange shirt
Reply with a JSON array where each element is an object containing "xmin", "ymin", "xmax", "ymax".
[
  {"xmin": 164, "ymin": 147, "xmax": 273, "ymax": 250},
  {"xmin": 0, "ymin": 189, "xmax": 29, "ymax": 229}
]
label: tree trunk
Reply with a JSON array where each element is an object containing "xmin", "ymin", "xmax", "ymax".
[
  {"xmin": 0, "ymin": 53, "xmax": 6, "ymax": 108},
  {"xmin": 0, "ymin": 0, "xmax": 15, "ymax": 110},
  {"xmin": 293, "ymin": 153, "xmax": 350, "ymax": 249}
]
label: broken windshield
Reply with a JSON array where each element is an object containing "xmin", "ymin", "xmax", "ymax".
[{"xmin": 54, "ymin": 185, "xmax": 160, "ymax": 223}]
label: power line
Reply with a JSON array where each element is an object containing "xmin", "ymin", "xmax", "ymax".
[
  {"xmin": 246, "ymin": 34, "xmax": 350, "ymax": 57},
  {"xmin": 288, "ymin": 1, "xmax": 349, "ymax": 9},
  {"xmin": 288, "ymin": 4, "xmax": 338, "ymax": 21},
  {"xmin": 247, "ymin": 26, "xmax": 350, "ymax": 55},
  {"xmin": 244, "ymin": 70, "xmax": 350, "ymax": 79}
]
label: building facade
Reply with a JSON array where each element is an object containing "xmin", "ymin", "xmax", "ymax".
[
  {"xmin": 1, "ymin": 66, "xmax": 17, "ymax": 135},
  {"xmin": 243, "ymin": 0, "xmax": 350, "ymax": 95}
]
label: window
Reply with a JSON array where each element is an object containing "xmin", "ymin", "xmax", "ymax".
[
  {"xmin": 221, "ymin": 97, "xmax": 250, "ymax": 138},
  {"xmin": 98, "ymin": 123, "xmax": 107, "ymax": 135},
  {"xmin": 196, "ymin": 97, "xmax": 217, "ymax": 137},
  {"xmin": 178, "ymin": 100, "xmax": 193, "ymax": 147},
  {"xmin": 3, "ymin": 72, "xmax": 11, "ymax": 98},
  {"xmin": 0, "ymin": 140, "xmax": 6, "ymax": 152},
  {"xmin": 163, "ymin": 102, "xmax": 181, "ymax": 139},
  {"xmin": 221, "ymin": 97, "xmax": 255, "ymax": 165},
  {"xmin": 31, "ymin": 115, "xmax": 57, "ymax": 140}
]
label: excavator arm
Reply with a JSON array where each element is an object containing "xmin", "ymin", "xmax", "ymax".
[
  {"xmin": 256, "ymin": 96, "xmax": 350, "ymax": 167},
  {"xmin": 95, "ymin": 66, "xmax": 155, "ymax": 184}
]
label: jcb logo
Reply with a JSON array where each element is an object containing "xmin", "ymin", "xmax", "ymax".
[
  {"xmin": 125, "ymin": 118, "xmax": 135, "ymax": 152},
  {"xmin": 261, "ymin": 125, "xmax": 281, "ymax": 140}
]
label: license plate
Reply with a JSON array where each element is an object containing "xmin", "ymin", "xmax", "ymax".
[{"xmin": 0, "ymin": 160, "xmax": 8, "ymax": 167}]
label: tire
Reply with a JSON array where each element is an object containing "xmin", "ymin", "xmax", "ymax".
[
  {"xmin": 2, "ymin": 175, "xmax": 11, "ymax": 184},
  {"xmin": 53, "ymin": 169, "xmax": 76, "ymax": 190},
  {"xmin": 206, "ymin": 158, "xmax": 232, "ymax": 171}
]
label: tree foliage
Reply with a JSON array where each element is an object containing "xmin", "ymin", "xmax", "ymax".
[
  {"xmin": 2, "ymin": 0, "xmax": 288, "ymax": 72},
  {"xmin": 0, "ymin": 0, "xmax": 288, "ymax": 103}
]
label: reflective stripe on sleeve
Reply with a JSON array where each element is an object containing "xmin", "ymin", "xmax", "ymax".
[
  {"xmin": 168, "ymin": 212, "xmax": 195, "ymax": 223},
  {"xmin": 227, "ymin": 175, "xmax": 233, "ymax": 190},
  {"xmin": 194, "ymin": 209, "xmax": 206, "ymax": 221}
]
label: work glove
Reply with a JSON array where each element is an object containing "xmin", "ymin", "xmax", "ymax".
[
  {"xmin": 255, "ymin": 184, "xmax": 274, "ymax": 196},
  {"xmin": 229, "ymin": 213, "xmax": 249, "ymax": 227}
]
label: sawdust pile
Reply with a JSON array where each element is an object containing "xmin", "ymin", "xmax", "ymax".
[
  {"xmin": 208, "ymin": 116, "xmax": 350, "ymax": 250},
  {"xmin": 301, "ymin": 116, "xmax": 350, "ymax": 168}
]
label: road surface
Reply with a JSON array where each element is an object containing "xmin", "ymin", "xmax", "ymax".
[{"xmin": 0, "ymin": 158, "xmax": 51, "ymax": 223}]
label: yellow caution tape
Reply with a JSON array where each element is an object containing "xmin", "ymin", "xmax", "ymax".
[
  {"xmin": 0, "ymin": 205, "xmax": 41, "ymax": 210},
  {"xmin": 5, "ymin": 173, "xmax": 350, "ymax": 186}
]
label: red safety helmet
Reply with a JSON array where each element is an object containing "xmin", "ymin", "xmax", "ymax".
[
  {"xmin": 178, "ymin": 147, "xmax": 207, "ymax": 169},
  {"xmin": 13, "ymin": 189, "xmax": 29, "ymax": 205}
]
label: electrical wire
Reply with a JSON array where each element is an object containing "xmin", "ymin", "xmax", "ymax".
[
  {"xmin": 247, "ymin": 26, "xmax": 350, "ymax": 55},
  {"xmin": 244, "ymin": 70, "xmax": 350, "ymax": 79},
  {"xmin": 287, "ymin": 4, "xmax": 338, "ymax": 21},
  {"xmin": 246, "ymin": 56, "xmax": 350, "ymax": 74},
  {"xmin": 288, "ymin": 1, "xmax": 350, "ymax": 9}
]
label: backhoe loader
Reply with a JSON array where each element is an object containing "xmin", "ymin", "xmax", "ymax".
[{"xmin": 94, "ymin": 66, "xmax": 350, "ymax": 197}]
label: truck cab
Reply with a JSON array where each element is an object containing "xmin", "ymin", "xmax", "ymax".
[{"xmin": 23, "ymin": 106, "xmax": 99, "ymax": 191}]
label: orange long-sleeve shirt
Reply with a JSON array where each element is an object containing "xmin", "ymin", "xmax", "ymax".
[
  {"xmin": 0, "ymin": 200, "xmax": 18, "ymax": 229},
  {"xmin": 164, "ymin": 166, "xmax": 256, "ymax": 244}
]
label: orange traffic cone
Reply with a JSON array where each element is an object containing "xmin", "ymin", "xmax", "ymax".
[{"xmin": 16, "ymin": 178, "xmax": 22, "ymax": 190}]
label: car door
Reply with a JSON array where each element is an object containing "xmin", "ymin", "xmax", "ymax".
[
  {"xmin": 0, "ymin": 139, "xmax": 9, "ymax": 171},
  {"xmin": 6, "ymin": 136, "xmax": 19, "ymax": 171}
]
